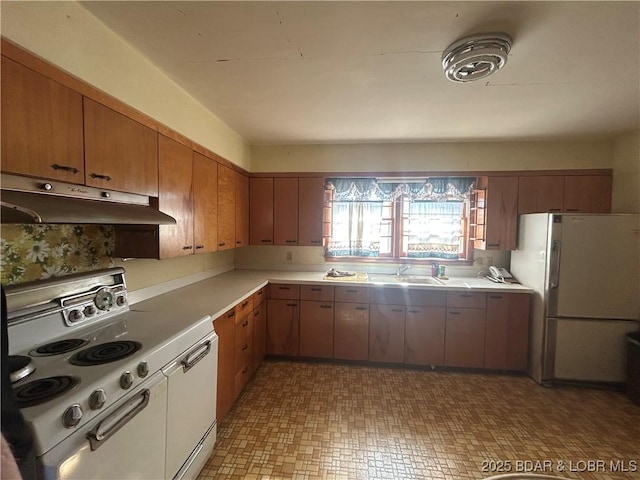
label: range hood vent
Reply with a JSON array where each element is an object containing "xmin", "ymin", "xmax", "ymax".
[{"xmin": 1, "ymin": 174, "xmax": 176, "ymax": 225}]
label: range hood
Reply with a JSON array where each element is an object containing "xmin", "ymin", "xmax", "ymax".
[{"xmin": 1, "ymin": 174, "xmax": 176, "ymax": 225}]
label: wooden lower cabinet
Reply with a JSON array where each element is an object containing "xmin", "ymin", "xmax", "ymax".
[
  {"xmin": 484, "ymin": 293, "xmax": 530, "ymax": 371},
  {"xmin": 234, "ymin": 309, "xmax": 253, "ymax": 397},
  {"xmin": 404, "ymin": 306, "xmax": 446, "ymax": 366},
  {"xmin": 299, "ymin": 301, "xmax": 334, "ymax": 358},
  {"xmin": 334, "ymin": 303, "xmax": 369, "ymax": 361},
  {"xmin": 252, "ymin": 303, "xmax": 267, "ymax": 373},
  {"xmin": 213, "ymin": 308, "xmax": 236, "ymax": 422},
  {"xmin": 266, "ymin": 299, "xmax": 300, "ymax": 356},
  {"xmin": 444, "ymin": 308, "xmax": 487, "ymax": 368},
  {"xmin": 369, "ymin": 304, "xmax": 405, "ymax": 363}
]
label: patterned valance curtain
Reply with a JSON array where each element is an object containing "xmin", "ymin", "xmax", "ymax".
[{"xmin": 326, "ymin": 177, "xmax": 475, "ymax": 202}]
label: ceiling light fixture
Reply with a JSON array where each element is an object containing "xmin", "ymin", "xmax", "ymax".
[{"xmin": 442, "ymin": 32, "xmax": 512, "ymax": 83}]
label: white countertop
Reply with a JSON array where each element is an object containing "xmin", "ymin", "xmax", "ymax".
[{"xmin": 131, "ymin": 269, "xmax": 532, "ymax": 323}]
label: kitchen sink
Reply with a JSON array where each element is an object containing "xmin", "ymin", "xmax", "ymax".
[{"xmin": 368, "ymin": 275, "xmax": 445, "ymax": 285}]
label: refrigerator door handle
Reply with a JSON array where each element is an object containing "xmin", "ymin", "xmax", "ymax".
[{"xmin": 549, "ymin": 240, "xmax": 561, "ymax": 289}]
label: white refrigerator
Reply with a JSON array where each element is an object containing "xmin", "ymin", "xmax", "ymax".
[{"xmin": 510, "ymin": 213, "xmax": 640, "ymax": 385}]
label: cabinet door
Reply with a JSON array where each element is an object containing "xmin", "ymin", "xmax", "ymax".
[
  {"xmin": 405, "ymin": 306, "xmax": 446, "ymax": 366},
  {"xmin": 158, "ymin": 135, "xmax": 193, "ymax": 259},
  {"xmin": 193, "ymin": 152, "xmax": 218, "ymax": 253},
  {"xmin": 83, "ymin": 98, "xmax": 158, "ymax": 196},
  {"xmin": 369, "ymin": 304, "xmax": 405, "ymax": 363},
  {"xmin": 485, "ymin": 293, "xmax": 530, "ymax": 371},
  {"xmin": 213, "ymin": 308, "xmax": 236, "ymax": 422},
  {"xmin": 299, "ymin": 301, "xmax": 334, "ymax": 358},
  {"xmin": 298, "ymin": 177, "xmax": 325, "ymax": 246},
  {"xmin": 1, "ymin": 57, "xmax": 84, "ymax": 183},
  {"xmin": 266, "ymin": 299, "xmax": 299, "ymax": 356},
  {"xmin": 444, "ymin": 308, "xmax": 486, "ymax": 368},
  {"xmin": 217, "ymin": 164, "xmax": 236, "ymax": 250},
  {"xmin": 518, "ymin": 176, "xmax": 564, "ymax": 214},
  {"xmin": 485, "ymin": 176, "xmax": 518, "ymax": 250},
  {"xmin": 334, "ymin": 303, "xmax": 369, "ymax": 361},
  {"xmin": 235, "ymin": 172, "xmax": 249, "ymax": 248},
  {"xmin": 563, "ymin": 175, "xmax": 612, "ymax": 213},
  {"xmin": 249, "ymin": 177, "xmax": 274, "ymax": 245},
  {"xmin": 274, "ymin": 177, "xmax": 299, "ymax": 246},
  {"xmin": 252, "ymin": 304, "xmax": 267, "ymax": 373}
]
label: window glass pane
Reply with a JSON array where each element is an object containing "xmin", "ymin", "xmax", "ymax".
[
  {"xmin": 403, "ymin": 202, "xmax": 463, "ymax": 259},
  {"xmin": 326, "ymin": 201, "xmax": 384, "ymax": 257}
]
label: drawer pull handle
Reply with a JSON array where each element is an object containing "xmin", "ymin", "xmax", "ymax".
[
  {"xmin": 182, "ymin": 245, "xmax": 193, "ymax": 250},
  {"xmin": 310, "ymin": 240, "xmax": 322, "ymax": 244},
  {"xmin": 460, "ymin": 294, "xmax": 473, "ymax": 298},
  {"xmin": 242, "ymin": 301, "xmax": 249, "ymax": 307},
  {"xmin": 320, "ymin": 305, "xmax": 332, "ymax": 309},
  {"xmin": 254, "ymin": 310, "xmax": 260, "ymax": 316},
  {"xmin": 242, "ymin": 344, "xmax": 248, "ymax": 351},
  {"xmin": 242, "ymin": 320, "xmax": 249, "ymax": 327},
  {"xmin": 391, "ymin": 308, "xmax": 403, "ymax": 312},
  {"xmin": 279, "ymin": 286, "xmax": 290, "ymax": 290},
  {"xmin": 227, "ymin": 311, "xmax": 235, "ymax": 318},
  {"xmin": 346, "ymin": 289, "xmax": 357, "ymax": 293},
  {"xmin": 449, "ymin": 310, "xmax": 461, "ymax": 315},
  {"xmin": 90, "ymin": 172, "xmax": 112, "ymax": 182},
  {"xmin": 236, "ymin": 240, "xmax": 242, "ymax": 244},
  {"xmin": 489, "ymin": 295, "xmax": 503, "ymax": 299},
  {"xmin": 566, "ymin": 208, "xmax": 579, "ymax": 212},
  {"xmin": 261, "ymin": 239, "xmax": 272, "ymax": 243},
  {"xmin": 311, "ymin": 287, "xmax": 322, "ymax": 291},
  {"xmin": 218, "ymin": 242, "xmax": 226, "ymax": 247},
  {"xmin": 355, "ymin": 307, "xmax": 368, "ymax": 311},
  {"xmin": 195, "ymin": 245, "xmax": 204, "ymax": 249},
  {"xmin": 285, "ymin": 240, "xmax": 296, "ymax": 243},
  {"xmin": 286, "ymin": 303, "xmax": 298, "ymax": 307},
  {"xmin": 487, "ymin": 243, "xmax": 500, "ymax": 247},
  {"xmin": 242, "ymin": 366, "xmax": 248, "ymax": 374},
  {"xmin": 51, "ymin": 163, "xmax": 80, "ymax": 174},
  {"xmin": 408, "ymin": 309, "xmax": 420, "ymax": 314}
]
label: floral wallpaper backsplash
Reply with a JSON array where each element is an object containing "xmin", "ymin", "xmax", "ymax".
[{"xmin": 1, "ymin": 225, "xmax": 115, "ymax": 285}]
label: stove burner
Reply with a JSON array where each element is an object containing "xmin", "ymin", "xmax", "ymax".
[
  {"xmin": 31, "ymin": 338, "xmax": 89, "ymax": 356},
  {"xmin": 69, "ymin": 341, "xmax": 142, "ymax": 366},
  {"xmin": 13, "ymin": 376, "xmax": 80, "ymax": 408},
  {"xmin": 8, "ymin": 355, "xmax": 36, "ymax": 383}
]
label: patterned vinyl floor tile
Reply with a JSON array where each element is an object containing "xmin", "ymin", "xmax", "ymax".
[{"xmin": 197, "ymin": 360, "xmax": 640, "ymax": 480}]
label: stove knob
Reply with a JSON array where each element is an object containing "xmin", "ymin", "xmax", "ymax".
[
  {"xmin": 120, "ymin": 371, "xmax": 134, "ymax": 390},
  {"xmin": 69, "ymin": 309, "xmax": 83, "ymax": 323},
  {"xmin": 62, "ymin": 404, "xmax": 83, "ymax": 428},
  {"xmin": 84, "ymin": 305, "xmax": 97, "ymax": 317},
  {"xmin": 116, "ymin": 295, "xmax": 126, "ymax": 307},
  {"xmin": 89, "ymin": 389, "xmax": 107, "ymax": 410},
  {"xmin": 137, "ymin": 361, "xmax": 149, "ymax": 378}
]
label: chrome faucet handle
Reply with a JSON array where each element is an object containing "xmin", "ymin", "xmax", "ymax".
[{"xmin": 396, "ymin": 265, "xmax": 411, "ymax": 276}]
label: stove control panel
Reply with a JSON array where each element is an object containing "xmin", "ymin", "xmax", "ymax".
[{"xmin": 61, "ymin": 284, "xmax": 128, "ymax": 327}]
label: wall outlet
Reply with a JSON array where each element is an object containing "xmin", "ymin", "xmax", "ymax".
[{"xmin": 286, "ymin": 251, "xmax": 293, "ymax": 262}]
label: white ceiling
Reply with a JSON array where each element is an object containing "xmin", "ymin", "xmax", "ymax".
[{"xmin": 80, "ymin": 1, "xmax": 640, "ymax": 145}]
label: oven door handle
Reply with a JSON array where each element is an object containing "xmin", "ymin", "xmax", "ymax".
[
  {"xmin": 181, "ymin": 340, "xmax": 211, "ymax": 373},
  {"xmin": 87, "ymin": 389, "xmax": 150, "ymax": 451}
]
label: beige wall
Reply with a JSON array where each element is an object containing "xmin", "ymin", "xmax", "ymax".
[
  {"xmin": 250, "ymin": 140, "xmax": 614, "ymax": 173},
  {"xmin": 612, "ymin": 130, "xmax": 640, "ymax": 213},
  {"xmin": 1, "ymin": 0, "xmax": 250, "ymax": 169}
]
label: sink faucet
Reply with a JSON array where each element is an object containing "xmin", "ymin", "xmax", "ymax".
[{"xmin": 396, "ymin": 265, "xmax": 411, "ymax": 276}]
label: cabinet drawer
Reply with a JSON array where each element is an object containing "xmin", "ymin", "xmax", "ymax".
[
  {"xmin": 370, "ymin": 287, "xmax": 405, "ymax": 306},
  {"xmin": 235, "ymin": 313, "xmax": 253, "ymax": 344},
  {"xmin": 335, "ymin": 286, "xmax": 370, "ymax": 304},
  {"xmin": 236, "ymin": 297, "xmax": 254, "ymax": 318},
  {"xmin": 300, "ymin": 285, "xmax": 334, "ymax": 302},
  {"xmin": 252, "ymin": 287, "xmax": 266, "ymax": 306},
  {"xmin": 268, "ymin": 283, "xmax": 300, "ymax": 300},
  {"xmin": 235, "ymin": 335, "xmax": 253, "ymax": 370},
  {"xmin": 214, "ymin": 307, "xmax": 236, "ymax": 327},
  {"xmin": 446, "ymin": 291, "xmax": 487, "ymax": 309}
]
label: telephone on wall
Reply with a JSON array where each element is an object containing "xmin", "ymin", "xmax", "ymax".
[{"xmin": 487, "ymin": 266, "xmax": 514, "ymax": 283}]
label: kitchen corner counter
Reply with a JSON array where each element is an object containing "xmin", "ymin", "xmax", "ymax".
[{"xmin": 130, "ymin": 269, "xmax": 532, "ymax": 326}]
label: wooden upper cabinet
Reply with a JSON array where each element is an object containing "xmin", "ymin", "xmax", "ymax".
[
  {"xmin": 518, "ymin": 176, "xmax": 564, "ymax": 214},
  {"xmin": 83, "ymin": 97, "xmax": 158, "ymax": 196},
  {"xmin": 217, "ymin": 164, "xmax": 236, "ymax": 250},
  {"xmin": 483, "ymin": 176, "xmax": 518, "ymax": 251},
  {"xmin": 1, "ymin": 56, "xmax": 84, "ymax": 183},
  {"xmin": 235, "ymin": 172, "xmax": 249, "ymax": 248},
  {"xmin": 250, "ymin": 177, "xmax": 274, "ymax": 245},
  {"xmin": 193, "ymin": 152, "xmax": 218, "ymax": 253},
  {"xmin": 158, "ymin": 135, "xmax": 193, "ymax": 259},
  {"xmin": 298, "ymin": 177, "xmax": 325, "ymax": 246},
  {"xmin": 274, "ymin": 177, "xmax": 299, "ymax": 246},
  {"xmin": 563, "ymin": 175, "xmax": 612, "ymax": 213}
]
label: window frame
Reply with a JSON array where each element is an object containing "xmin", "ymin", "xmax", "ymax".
[{"xmin": 323, "ymin": 178, "xmax": 474, "ymax": 264}]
